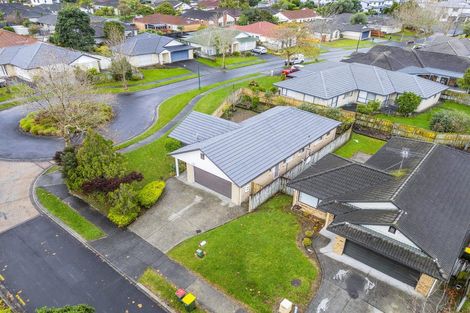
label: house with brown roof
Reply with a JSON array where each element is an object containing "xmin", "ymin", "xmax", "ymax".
[
  {"xmin": 231, "ymin": 21, "xmax": 293, "ymax": 50},
  {"xmin": 133, "ymin": 13, "xmax": 201, "ymax": 33},
  {"xmin": 0, "ymin": 29, "xmax": 37, "ymax": 48},
  {"xmin": 274, "ymin": 8, "xmax": 318, "ymax": 23}
]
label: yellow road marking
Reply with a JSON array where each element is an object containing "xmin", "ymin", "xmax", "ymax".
[
  {"xmin": 15, "ymin": 294, "xmax": 26, "ymax": 306},
  {"xmin": 0, "ymin": 274, "xmax": 4, "ymax": 281}
]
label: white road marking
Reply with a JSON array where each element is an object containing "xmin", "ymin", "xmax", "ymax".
[
  {"xmin": 333, "ymin": 269, "xmax": 349, "ymax": 281},
  {"xmin": 364, "ymin": 277, "xmax": 375, "ymax": 294},
  {"xmin": 317, "ymin": 298, "xmax": 329, "ymax": 313},
  {"xmin": 168, "ymin": 196, "xmax": 203, "ymax": 221}
]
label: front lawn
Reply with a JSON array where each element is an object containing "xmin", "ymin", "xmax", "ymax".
[
  {"xmin": 168, "ymin": 194, "xmax": 318, "ymax": 313},
  {"xmin": 36, "ymin": 188, "xmax": 105, "ymax": 241},
  {"xmin": 322, "ymin": 39, "xmax": 375, "ymax": 49},
  {"xmin": 0, "ymin": 84, "xmax": 24, "ymax": 110},
  {"xmin": 335, "ymin": 132, "xmax": 386, "ymax": 158},
  {"xmin": 375, "ymin": 101, "xmax": 470, "ymax": 132},
  {"xmin": 196, "ymin": 56, "xmax": 264, "ymax": 69}
]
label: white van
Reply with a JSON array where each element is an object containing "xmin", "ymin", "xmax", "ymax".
[{"xmin": 285, "ymin": 54, "xmax": 305, "ymax": 65}]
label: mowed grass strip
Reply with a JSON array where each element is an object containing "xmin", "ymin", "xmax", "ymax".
[
  {"xmin": 139, "ymin": 268, "xmax": 207, "ymax": 313},
  {"xmin": 36, "ymin": 187, "xmax": 105, "ymax": 241},
  {"xmin": 196, "ymin": 56, "xmax": 264, "ymax": 69},
  {"xmin": 168, "ymin": 195, "xmax": 318, "ymax": 313},
  {"xmin": 334, "ymin": 132, "xmax": 386, "ymax": 158}
]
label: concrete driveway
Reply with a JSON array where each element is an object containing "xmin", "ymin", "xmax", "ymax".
[{"xmin": 130, "ymin": 177, "xmax": 246, "ymax": 252}]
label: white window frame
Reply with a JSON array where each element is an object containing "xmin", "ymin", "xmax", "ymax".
[{"xmin": 299, "ymin": 192, "xmax": 319, "ymax": 207}]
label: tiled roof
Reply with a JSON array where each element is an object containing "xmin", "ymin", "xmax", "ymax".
[
  {"xmin": 274, "ymin": 61, "xmax": 448, "ymax": 99},
  {"xmin": 184, "ymin": 28, "xmax": 256, "ymax": 46},
  {"xmin": 278, "ymin": 8, "xmax": 317, "ymax": 19},
  {"xmin": 133, "ymin": 13, "xmax": 198, "ymax": 26},
  {"xmin": 231, "ymin": 21, "xmax": 278, "ymax": 39},
  {"xmin": 113, "ymin": 32, "xmax": 192, "ymax": 56},
  {"xmin": 0, "ymin": 29, "xmax": 36, "ymax": 48},
  {"xmin": 421, "ymin": 36, "xmax": 470, "ymax": 57},
  {"xmin": 170, "ymin": 106, "xmax": 341, "ymax": 187}
]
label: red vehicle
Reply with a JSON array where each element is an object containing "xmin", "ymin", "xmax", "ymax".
[{"xmin": 281, "ymin": 66, "xmax": 300, "ymax": 76}]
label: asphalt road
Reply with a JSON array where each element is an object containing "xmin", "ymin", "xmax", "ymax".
[
  {"xmin": 0, "ymin": 216, "xmax": 167, "ymax": 313},
  {"xmin": 0, "ymin": 49, "xmax": 365, "ymax": 161}
]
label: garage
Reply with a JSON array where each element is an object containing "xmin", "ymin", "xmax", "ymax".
[
  {"xmin": 344, "ymin": 241, "xmax": 421, "ymax": 287},
  {"xmin": 171, "ymin": 50, "xmax": 189, "ymax": 62},
  {"xmin": 194, "ymin": 167, "xmax": 232, "ymax": 199}
]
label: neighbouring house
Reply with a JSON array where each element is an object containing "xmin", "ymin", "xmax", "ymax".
[
  {"xmin": 274, "ymin": 8, "xmax": 318, "ymax": 22},
  {"xmin": 343, "ymin": 45, "xmax": 470, "ymax": 87},
  {"xmin": 181, "ymin": 8, "xmax": 240, "ymax": 26},
  {"xmin": 231, "ymin": 21, "xmax": 293, "ymax": 50},
  {"xmin": 197, "ymin": 0, "xmax": 219, "ymax": 10},
  {"xmin": 112, "ymin": 32, "xmax": 194, "ymax": 67},
  {"xmin": 288, "ymin": 137, "xmax": 470, "ymax": 296},
  {"xmin": 169, "ymin": 107, "xmax": 341, "ymax": 205},
  {"xmin": 92, "ymin": 0, "xmax": 120, "ymax": 15},
  {"xmin": 310, "ymin": 19, "xmax": 342, "ymax": 42},
  {"xmin": 274, "ymin": 61, "xmax": 448, "ymax": 111},
  {"xmin": 360, "ymin": 0, "xmax": 395, "ymax": 12},
  {"xmin": 133, "ymin": 13, "xmax": 201, "ymax": 32},
  {"xmin": 151, "ymin": 0, "xmax": 192, "ymax": 12},
  {"xmin": 419, "ymin": 36, "xmax": 470, "ymax": 57},
  {"xmin": 0, "ymin": 42, "xmax": 107, "ymax": 81},
  {"xmin": 367, "ymin": 15, "xmax": 401, "ymax": 36},
  {"xmin": 0, "ymin": 3, "xmax": 60, "ymax": 23},
  {"xmin": 183, "ymin": 28, "xmax": 257, "ymax": 56},
  {"xmin": 333, "ymin": 13, "xmax": 371, "ymax": 40},
  {"xmin": 0, "ymin": 29, "xmax": 37, "ymax": 48},
  {"xmin": 434, "ymin": 0, "xmax": 470, "ymax": 23},
  {"xmin": 30, "ymin": 0, "xmax": 59, "ymax": 6}
]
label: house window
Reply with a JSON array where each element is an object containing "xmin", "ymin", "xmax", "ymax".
[
  {"xmin": 200, "ymin": 152, "xmax": 205, "ymax": 160},
  {"xmin": 299, "ymin": 192, "xmax": 319, "ymax": 207},
  {"xmin": 388, "ymin": 226, "xmax": 396, "ymax": 234}
]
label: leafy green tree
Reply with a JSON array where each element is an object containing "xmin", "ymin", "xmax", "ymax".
[
  {"xmin": 108, "ymin": 183, "xmax": 140, "ymax": 227},
  {"xmin": 94, "ymin": 6, "xmax": 115, "ymax": 16},
  {"xmin": 219, "ymin": 0, "xmax": 249, "ymax": 9},
  {"xmin": 321, "ymin": 0, "xmax": 361, "ymax": 14},
  {"xmin": 104, "ymin": 21, "xmax": 125, "ymax": 39},
  {"xmin": 79, "ymin": 0, "xmax": 93, "ymax": 11},
  {"xmin": 350, "ymin": 12, "xmax": 367, "ymax": 25},
  {"xmin": 430, "ymin": 111, "xmax": 470, "ymax": 133},
  {"xmin": 238, "ymin": 8, "xmax": 277, "ymax": 25},
  {"xmin": 53, "ymin": 7, "xmax": 95, "ymax": 51},
  {"xmin": 396, "ymin": 92, "xmax": 421, "ymax": 115},
  {"xmin": 36, "ymin": 304, "xmax": 95, "ymax": 313},
  {"xmin": 383, "ymin": 1, "xmax": 399, "ymax": 14},
  {"xmin": 458, "ymin": 68, "xmax": 470, "ymax": 91},
  {"xmin": 155, "ymin": 1, "xmax": 177, "ymax": 15}
]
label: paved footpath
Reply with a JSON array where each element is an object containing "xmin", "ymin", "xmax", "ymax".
[{"xmin": 36, "ymin": 172, "xmax": 247, "ymax": 313}]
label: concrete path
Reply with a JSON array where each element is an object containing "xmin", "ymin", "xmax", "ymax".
[
  {"xmin": 0, "ymin": 161, "xmax": 49, "ymax": 233},
  {"xmin": 130, "ymin": 177, "xmax": 246, "ymax": 252},
  {"xmin": 37, "ymin": 172, "xmax": 247, "ymax": 313}
]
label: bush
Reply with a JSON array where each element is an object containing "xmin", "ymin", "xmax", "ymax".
[
  {"xmin": 302, "ymin": 237, "xmax": 312, "ymax": 247},
  {"xmin": 430, "ymin": 110, "xmax": 470, "ymax": 133},
  {"xmin": 231, "ymin": 51, "xmax": 241, "ymax": 57},
  {"xmin": 304, "ymin": 230, "xmax": 314, "ymax": 238},
  {"xmin": 107, "ymin": 183, "xmax": 140, "ymax": 227},
  {"xmin": 164, "ymin": 138, "xmax": 182, "ymax": 152},
  {"xmin": 36, "ymin": 304, "xmax": 95, "ymax": 313},
  {"xmin": 81, "ymin": 171, "xmax": 143, "ymax": 193},
  {"xmin": 19, "ymin": 112, "xmax": 60, "ymax": 136},
  {"xmin": 396, "ymin": 92, "xmax": 421, "ymax": 115},
  {"xmin": 138, "ymin": 180, "xmax": 166, "ymax": 208},
  {"xmin": 299, "ymin": 103, "xmax": 354, "ymax": 134},
  {"xmin": 357, "ymin": 99, "xmax": 380, "ymax": 115}
]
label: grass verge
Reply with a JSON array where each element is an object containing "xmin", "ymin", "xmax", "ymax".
[
  {"xmin": 36, "ymin": 187, "xmax": 105, "ymax": 241},
  {"xmin": 196, "ymin": 56, "xmax": 264, "ymax": 69},
  {"xmin": 334, "ymin": 132, "xmax": 386, "ymax": 158},
  {"xmin": 98, "ymin": 74, "xmax": 197, "ymax": 94},
  {"xmin": 322, "ymin": 38, "xmax": 375, "ymax": 49},
  {"xmin": 139, "ymin": 268, "xmax": 207, "ymax": 313},
  {"xmin": 168, "ymin": 194, "xmax": 318, "ymax": 313}
]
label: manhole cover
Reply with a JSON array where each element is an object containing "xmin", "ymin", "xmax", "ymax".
[{"xmin": 291, "ymin": 279, "xmax": 301, "ymax": 287}]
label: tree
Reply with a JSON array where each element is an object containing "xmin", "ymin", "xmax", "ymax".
[
  {"xmin": 79, "ymin": 0, "xmax": 93, "ymax": 11},
  {"xmin": 104, "ymin": 21, "xmax": 125, "ymax": 39},
  {"xmin": 320, "ymin": 0, "xmax": 361, "ymax": 14},
  {"xmin": 53, "ymin": 7, "xmax": 95, "ymax": 51},
  {"xmin": 458, "ymin": 68, "xmax": 470, "ymax": 92},
  {"xmin": 155, "ymin": 1, "xmax": 177, "ymax": 15},
  {"xmin": 94, "ymin": 6, "xmax": 115, "ymax": 16},
  {"xmin": 394, "ymin": 0, "xmax": 439, "ymax": 37},
  {"xmin": 430, "ymin": 111, "xmax": 470, "ymax": 133},
  {"xmin": 107, "ymin": 25, "xmax": 133, "ymax": 89},
  {"xmin": 274, "ymin": 22, "xmax": 320, "ymax": 64},
  {"xmin": 350, "ymin": 12, "xmax": 367, "ymax": 25},
  {"xmin": 219, "ymin": 0, "xmax": 249, "ymax": 8},
  {"xmin": 396, "ymin": 92, "xmax": 421, "ymax": 115},
  {"xmin": 18, "ymin": 63, "xmax": 114, "ymax": 146},
  {"xmin": 238, "ymin": 8, "xmax": 277, "ymax": 25}
]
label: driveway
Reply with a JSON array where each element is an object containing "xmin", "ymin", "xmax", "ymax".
[{"xmin": 130, "ymin": 177, "xmax": 247, "ymax": 252}]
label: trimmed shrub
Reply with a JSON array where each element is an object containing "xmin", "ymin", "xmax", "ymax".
[
  {"xmin": 164, "ymin": 138, "xmax": 182, "ymax": 152},
  {"xmin": 81, "ymin": 171, "xmax": 143, "ymax": 193},
  {"xmin": 430, "ymin": 110, "xmax": 470, "ymax": 133},
  {"xmin": 396, "ymin": 92, "xmax": 421, "ymax": 115},
  {"xmin": 302, "ymin": 237, "xmax": 312, "ymax": 247},
  {"xmin": 304, "ymin": 230, "xmax": 314, "ymax": 238},
  {"xmin": 138, "ymin": 180, "xmax": 166, "ymax": 208},
  {"xmin": 107, "ymin": 183, "xmax": 140, "ymax": 227},
  {"xmin": 19, "ymin": 112, "xmax": 60, "ymax": 136},
  {"xmin": 356, "ymin": 99, "xmax": 380, "ymax": 115}
]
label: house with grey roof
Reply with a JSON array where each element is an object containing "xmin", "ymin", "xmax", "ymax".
[
  {"xmin": 169, "ymin": 107, "xmax": 341, "ymax": 204},
  {"xmin": 343, "ymin": 45, "xmax": 470, "ymax": 87},
  {"xmin": 288, "ymin": 137, "xmax": 470, "ymax": 296},
  {"xmin": 0, "ymin": 42, "xmax": 107, "ymax": 81},
  {"xmin": 112, "ymin": 32, "xmax": 194, "ymax": 67},
  {"xmin": 274, "ymin": 61, "xmax": 448, "ymax": 112},
  {"xmin": 420, "ymin": 36, "xmax": 470, "ymax": 57}
]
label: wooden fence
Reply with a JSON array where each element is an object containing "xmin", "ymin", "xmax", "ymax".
[
  {"xmin": 248, "ymin": 128, "xmax": 352, "ymax": 211},
  {"xmin": 441, "ymin": 90, "xmax": 470, "ymax": 106}
]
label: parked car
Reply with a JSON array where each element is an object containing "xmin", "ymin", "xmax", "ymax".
[
  {"xmin": 281, "ymin": 66, "xmax": 300, "ymax": 76},
  {"xmin": 0, "ymin": 79, "xmax": 6, "ymax": 88},
  {"xmin": 285, "ymin": 54, "xmax": 304, "ymax": 65},
  {"xmin": 252, "ymin": 46, "xmax": 267, "ymax": 54}
]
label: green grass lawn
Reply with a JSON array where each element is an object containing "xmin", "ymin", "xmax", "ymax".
[
  {"xmin": 168, "ymin": 194, "xmax": 318, "ymax": 313},
  {"xmin": 335, "ymin": 132, "xmax": 386, "ymax": 158},
  {"xmin": 98, "ymin": 74, "xmax": 197, "ymax": 94},
  {"xmin": 36, "ymin": 188, "xmax": 105, "ymax": 241},
  {"xmin": 382, "ymin": 29, "xmax": 421, "ymax": 42},
  {"xmin": 97, "ymin": 68, "xmax": 192, "ymax": 88},
  {"xmin": 196, "ymin": 56, "xmax": 264, "ymax": 69},
  {"xmin": 139, "ymin": 268, "xmax": 207, "ymax": 313},
  {"xmin": 322, "ymin": 39, "xmax": 375, "ymax": 49},
  {"xmin": 0, "ymin": 85, "xmax": 24, "ymax": 110},
  {"xmin": 375, "ymin": 101, "xmax": 470, "ymax": 132}
]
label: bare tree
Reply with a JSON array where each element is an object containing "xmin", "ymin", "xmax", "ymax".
[
  {"xmin": 196, "ymin": 27, "xmax": 237, "ymax": 69},
  {"xmin": 274, "ymin": 22, "xmax": 320, "ymax": 64},
  {"xmin": 106, "ymin": 25, "xmax": 133, "ymax": 90},
  {"xmin": 394, "ymin": 0, "xmax": 439, "ymax": 40},
  {"xmin": 19, "ymin": 62, "xmax": 115, "ymax": 146}
]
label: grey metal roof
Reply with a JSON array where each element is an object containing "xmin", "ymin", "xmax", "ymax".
[
  {"xmin": 0, "ymin": 3, "xmax": 60, "ymax": 19},
  {"xmin": 184, "ymin": 28, "xmax": 255, "ymax": 47},
  {"xmin": 274, "ymin": 62, "xmax": 448, "ymax": 100},
  {"xmin": 36, "ymin": 13, "xmax": 57, "ymax": 25},
  {"xmin": 114, "ymin": 32, "xmax": 192, "ymax": 56},
  {"xmin": 421, "ymin": 36, "xmax": 470, "ymax": 57},
  {"xmin": 170, "ymin": 106, "xmax": 341, "ymax": 186},
  {"xmin": 169, "ymin": 111, "xmax": 240, "ymax": 145},
  {"xmin": 0, "ymin": 42, "xmax": 90, "ymax": 69}
]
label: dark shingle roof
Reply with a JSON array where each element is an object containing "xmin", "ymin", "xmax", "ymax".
[
  {"xmin": 420, "ymin": 36, "xmax": 470, "ymax": 57},
  {"xmin": 332, "ymin": 209, "xmax": 400, "ymax": 225}
]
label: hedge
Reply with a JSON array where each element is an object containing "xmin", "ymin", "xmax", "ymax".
[{"xmin": 137, "ymin": 180, "xmax": 166, "ymax": 208}]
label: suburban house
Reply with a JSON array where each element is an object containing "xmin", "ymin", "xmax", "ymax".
[
  {"xmin": 169, "ymin": 107, "xmax": 341, "ymax": 205},
  {"xmin": 310, "ymin": 19, "xmax": 342, "ymax": 42},
  {"xmin": 288, "ymin": 137, "xmax": 470, "ymax": 296},
  {"xmin": 183, "ymin": 28, "xmax": 257, "ymax": 56},
  {"xmin": 150, "ymin": 0, "xmax": 192, "ymax": 12},
  {"xmin": 274, "ymin": 8, "xmax": 318, "ymax": 22},
  {"xmin": 419, "ymin": 36, "xmax": 470, "ymax": 57},
  {"xmin": 231, "ymin": 21, "xmax": 292, "ymax": 50},
  {"xmin": 274, "ymin": 61, "xmax": 448, "ymax": 111},
  {"xmin": 112, "ymin": 33, "xmax": 194, "ymax": 67},
  {"xmin": 343, "ymin": 45, "xmax": 470, "ymax": 87},
  {"xmin": 181, "ymin": 8, "xmax": 240, "ymax": 26},
  {"xmin": 197, "ymin": 0, "xmax": 219, "ymax": 10},
  {"xmin": 0, "ymin": 3, "xmax": 60, "ymax": 23},
  {"xmin": 0, "ymin": 29, "xmax": 37, "ymax": 48},
  {"xmin": 360, "ymin": 0, "xmax": 395, "ymax": 12},
  {"xmin": 333, "ymin": 13, "xmax": 372, "ymax": 40},
  {"xmin": 0, "ymin": 42, "xmax": 106, "ymax": 81},
  {"xmin": 92, "ymin": 0, "xmax": 120, "ymax": 15},
  {"xmin": 367, "ymin": 15, "xmax": 401, "ymax": 36},
  {"xmin": 133, "ymin": 13, "xmax": 201, "ymax": 32}
]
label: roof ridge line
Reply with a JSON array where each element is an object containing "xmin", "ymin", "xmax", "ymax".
[
  {"xmin": 320, "ymin": 71, "xmax": 327, "ymax": 98},
  {"xmin": 26, "ymin": 42, "xmax": 43, "ymax": 69},
  {"xmin": 373, "ymin": 66, "xmax": 386, "ymax": 94},
  {"xmin": 291, "ymin": 161, "xmax": 353, "ymax": 184},
  {"xmin": 390, "ymin": 144, "xmax": 436, "ymax": 201}
]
